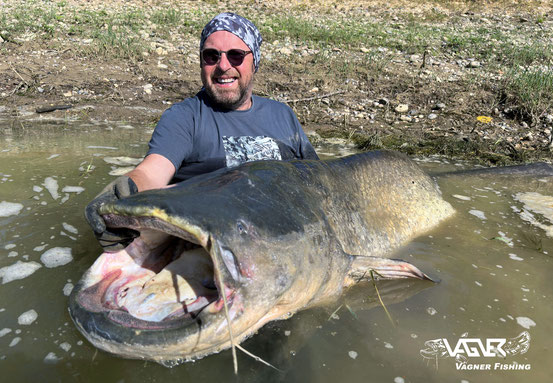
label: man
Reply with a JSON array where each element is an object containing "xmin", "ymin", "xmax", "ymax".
[{"xmin": 85, "ymin": 12, "xmax": 319, "ymax": 250}]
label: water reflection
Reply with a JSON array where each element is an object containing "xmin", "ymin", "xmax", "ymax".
[{"xmin": 0, "ymin": 121, "xmax": 551, "ymax": 382}]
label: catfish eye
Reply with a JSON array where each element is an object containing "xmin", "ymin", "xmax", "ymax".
[{"xmin": 237, "ymin": 221, "xmax": 247, "ymax": 234}]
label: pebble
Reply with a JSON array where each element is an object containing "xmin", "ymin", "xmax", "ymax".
[
  {"xmin": 395, "ymin": 104, "xmax": 408, "ymax": 113},
  {"xmin": 143, "ymin": 84, "xmax": 153, "ymax": 94},
  {"xmin": 428, "ymin": 113, "xmax": 438, "ymax": 120},
  {"xmin": 467, "ymin": 60, "xmax": 481, "ymax": 68}
]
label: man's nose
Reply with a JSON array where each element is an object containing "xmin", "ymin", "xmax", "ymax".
[{"xmin": 217, "ymin": 52, "xmax": 233, "ymax": 71}]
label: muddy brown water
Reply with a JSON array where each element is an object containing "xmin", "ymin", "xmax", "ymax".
[{"xmin": 0, "ymin": 120, "xmax": 551, "ymax": 382}]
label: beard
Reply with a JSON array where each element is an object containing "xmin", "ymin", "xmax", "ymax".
[
  {"xmin": 201, "ymin": 67, "xmax": 254, "ymax": 111},
  {"xmin": 204, "ymin": 80, "xmax": 253, "ymax": 110}
]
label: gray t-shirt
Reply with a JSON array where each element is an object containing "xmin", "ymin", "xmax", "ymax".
[{"xmin": 147, "ymin": 90, "xmax": 319, "ymax": 182}]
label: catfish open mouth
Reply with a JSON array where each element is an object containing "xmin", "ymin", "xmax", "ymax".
[{"xmin": 73, "ymin": 214, "xmax": 236, "ymax": 331}]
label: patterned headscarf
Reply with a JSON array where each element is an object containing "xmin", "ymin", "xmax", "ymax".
[{"xmin": 200, "ymin": 12, "xmax": 263, "ymax": 72}]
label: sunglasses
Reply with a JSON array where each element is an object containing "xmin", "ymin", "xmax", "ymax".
[{"xmin": 201, "ymin": 49, "xmax": 252, "ymax": 67}]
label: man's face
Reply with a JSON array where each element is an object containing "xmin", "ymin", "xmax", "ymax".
[{"xmin": 200, "ymin": 31, "xmax": 255, "ymax": 111}]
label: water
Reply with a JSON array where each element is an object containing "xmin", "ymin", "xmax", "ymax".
[{"xmin": 1, "ymin": 121, "xmax": 551, "ymax": 382}]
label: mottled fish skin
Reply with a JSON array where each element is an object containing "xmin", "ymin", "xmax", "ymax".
[{"xmin": 70, "ymin": 150, "xmax": 455, "ymax": 364}]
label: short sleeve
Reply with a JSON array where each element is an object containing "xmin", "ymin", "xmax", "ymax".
[{"xmin": 147, "ymin": 103, "xmax": 195, "ymax": 170}]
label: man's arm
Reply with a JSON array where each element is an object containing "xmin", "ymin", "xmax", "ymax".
[{"xmin": 127, "ymin": 154, "xmax": 176, "ymax": 191}]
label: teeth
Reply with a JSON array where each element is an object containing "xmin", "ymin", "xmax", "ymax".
[{"xmin": 217, "ymin": 78, "xmax": 235, "ymax": 84}]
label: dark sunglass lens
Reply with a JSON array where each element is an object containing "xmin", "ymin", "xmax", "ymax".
[
  {"xmin": 226, "ymin": 50, "xmax": 247, "ymax": 66},
  {"xmin": 202, "ymin": 49, "xmax": 220, "ymax": 65}
]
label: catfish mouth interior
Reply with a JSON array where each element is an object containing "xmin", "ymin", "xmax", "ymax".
[{"xmin": 77, "ymin": 214, "xmax": 233, "ymax": 329}]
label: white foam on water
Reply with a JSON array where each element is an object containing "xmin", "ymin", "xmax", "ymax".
[
  {"xmin": 63, "ymin": 283, "xmax": 74, "ymax": 296},
  {"xmin": 0, "ymin": 201, "xmax": 24, "ymax": 217},
  {"xmin": 8, "ymin": 251, "xmax": 17, "ymax": 257},
  {"xmin": 59, "ymin": 342, "xmax": 71, "ymax": 352},
  {"xmin": 394, "ymin": 378, "xmax": 405, "ymax": 383},
  {"xmin": 9, "ymin": 337, "xmax": 21, "ymax": 347},
  {"xmin": 513, "ymin": 192, "xmax": 553, "ymax": 237},
  {"xmin": 33, "ymin": 244, "xmax": 48, "ymax": 252},
  {"xmin": 18, "ymin": 309, "xmax": 38, "ymax": 325},
  {"xmin": 103, "ymin": 156, "xmax": 142, "ymax": 166},
  {"xmin": 516, "ymin": 316, "xmax": 536, "ymax": 329},
  {"xmin": 4, "ymin": 244, "xmax": 16, "ymax": 250},
  {"xmin": 43, "ymin": 352, "xmax": 61, "ymax": 364},
  {"xmin": 469, "ymin": 210, "xmax": 487, "ymax": 220},
  {"xmin": 87, "ymin": 145, "xmax": 118, "ymax": 150},
  {"xmin": 43, "ymin": 177, "xmax": 59, "ymax": 200},
  {"xmin": 348, "ymin": 350, "xmax": 358, "ymax": 359},
  {"xmin": 509, "ymin": 253, "xmax": 524, "ymax": 261},
  {"xmin": 384, "ymin": 342, "xmax": 394, "ymax": 349},
  {"xmin": 60, "ymin": 231, "xmax": 77, "ymax": 241},
  {"xmin": 62, "ymin": 223, "xmax": 78, "ymax": 235},
  {"xmin": 475, "ymin": 281, "xmax": 482, "ymax": 287},
  {"xmin": 426, "ymin": 307, "xmax": 437, "ymax": 315},
  {"xmin": 40, "ymin": 247, "xmax": 73, "ymax": 268},
  {"xmin": 0, "ymin": 328, "xmax": 11, "ymax": 337},
  {"xmin": 452, "ymin": 194, "xmax": 471, "ymax": 201},
  {"xmin": 61, "ymin": 186, "xmax": 85, "ymax": 194},
  {"xmin": 46, "ymin": 154, "xmax": 60, "ymax": 160},
  {"xmin": 0, "ymin": 261, "xmax": 42, "ymax": 284},
  {"xmin": 284, "ymin": 330, "xmax": 291, "ymax": 336}
]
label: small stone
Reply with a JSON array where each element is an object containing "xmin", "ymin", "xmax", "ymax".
[
  {"xmin": 544, "ymin": 114, "xmax": 553, "ymax": 124},
  {"xmin": 433, "ymin": 103, "xmax": 446, "ymax": 110},
  {"xmin": 467, "ymin": 60, "xmax": 481, "ymax": 68},
  {"xmin": 400, "ymin": 115, "xmax": 412, "ymax": 122},
  {"xmin": 278, "ymin": 47, "xmax": 293, "ymax": 55},
  {"xmin": 378, "ymin": 98, "xmax": 389, "ymax": 106},
  {"xmin": 428, "ymin": 113, "xmax": 438, "ymax": 120},
  {"xmin": 395, "ymin": 104, "xmax": 408, "ymax": 113},
  {"xmin": 37, "ymin": 87, "xmax": 44, "ymax": 93},
  {"xmin": 62, "ymin": 91, "xmax": 72, "ymax": 97},
  {"xmin": 143, "ymin": 84, "xmax": 153, "ymax": 94},
  {"xmin": 157, "ymin": 61, "xmax": 168, "ymax": 69},
  {"xmin": 409, "ymin": 54, "xmax": 420, "ymax": 62},
  {"xmin": 321, "ymin": 98, "xmax": 330, "ymax": 105}
]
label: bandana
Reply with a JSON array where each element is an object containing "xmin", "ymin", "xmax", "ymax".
[{"xmin": 200, "ymin": 12, "xmax": 262, "ymax": 72}]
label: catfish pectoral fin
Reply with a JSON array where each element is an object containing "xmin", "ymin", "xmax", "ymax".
[{"xmin": 345, "ymin": 256, "xmax": 438, "ymax": 285}]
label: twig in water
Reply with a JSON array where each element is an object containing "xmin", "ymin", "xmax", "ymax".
[
  {"xmin": 345, "ymin": 304, "xmax": 358, "ymax": 320},
  {"xmin": 328, "ymin": 304, "xmax": 343, "ymax": 321},
  {"xmin": 235, "ymin": 344, "xmax": 282, "ymax": 372}
]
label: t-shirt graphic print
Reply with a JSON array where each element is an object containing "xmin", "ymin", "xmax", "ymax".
[{"xmin": 222, "ymin": 136, "xmax": 282, "ymax": 168}]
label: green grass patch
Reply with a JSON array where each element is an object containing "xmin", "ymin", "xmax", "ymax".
[{"xmin": 505, "ymin": 66, "xmax": 553, "ymax": 123}]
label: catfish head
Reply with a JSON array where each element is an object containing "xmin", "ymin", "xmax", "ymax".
[{"xmin": 69, "ymin": 161, "xmax": 353, "ymax": 364}]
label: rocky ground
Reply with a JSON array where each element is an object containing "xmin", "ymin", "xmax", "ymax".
[{"xmin": 1, "ymin": 0, "xmax": 553, "ymax": 164}]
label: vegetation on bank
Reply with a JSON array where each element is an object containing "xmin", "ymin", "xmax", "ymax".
[{"xmin": 1, "ymin": 0, "xmax": 553, "ymax": 163}]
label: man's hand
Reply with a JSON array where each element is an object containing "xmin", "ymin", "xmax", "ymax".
[{"xmin": 84, "ymin": 175, "xmax": 139, "ymax": 251}]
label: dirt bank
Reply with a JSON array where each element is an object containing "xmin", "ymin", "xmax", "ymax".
[{"xmin": 1, "ymin": 0, "xmax": 552, "ymax": 164}]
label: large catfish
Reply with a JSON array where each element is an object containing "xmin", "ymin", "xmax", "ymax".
[{"xmin": 69, "ymin": 150, "xmax": 455, "ymax": 364}]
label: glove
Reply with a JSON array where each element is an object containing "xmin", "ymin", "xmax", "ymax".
[{"xmin": 85, "ymin": 175, "xmax": 139, "ymax": 251}]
